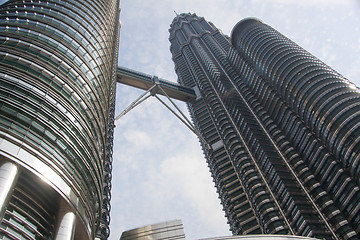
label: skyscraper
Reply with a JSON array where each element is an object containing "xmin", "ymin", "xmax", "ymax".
[
  {"xmin": 169, "ymin": 13, "xmax": 360, "ymax": 240},
  {"xmin": 120, "ymin": 220, "xmax": 185, "ymax": 240},
  {"xmin": 0, "ymin": 0, "xmax": 120, "ymax": 239}
]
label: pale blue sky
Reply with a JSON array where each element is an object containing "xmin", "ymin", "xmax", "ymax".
[{"xmin": 112, "ymin": 0, "xmax": 360, "ymax": 239}]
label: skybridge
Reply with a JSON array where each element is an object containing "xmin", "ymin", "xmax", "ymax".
[
  {"xmin": 116, "ymin": 66, "xmax": 196, "ymax": 103},
  {"xmin": 115, "ymin": 66, "xmax": 208, "ymax": 149}
]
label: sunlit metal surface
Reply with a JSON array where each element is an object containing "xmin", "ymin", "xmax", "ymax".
[
  {"xmin": 0, "ymin": 162, "xmax": 18, "ymax": 219},
  {"xmin": 0, "ymin": 0, "xmax": 120, "ymax": 238},
  {"xmin": 120, "ymin": 220, "xmax": 185, "ymax": 240}
]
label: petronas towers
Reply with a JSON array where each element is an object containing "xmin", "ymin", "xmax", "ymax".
[{"xmin": 0, "ymin": 1, "xmax": 359, "ymax": 239}]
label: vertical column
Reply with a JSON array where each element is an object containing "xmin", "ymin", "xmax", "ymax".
[
  {"xmin": 54, "ymin": 205, "xmax": 76, "ymax": 240},
  {"xmin": 0, "ymin": 161, "xmax": 19, "ymax": 220}
]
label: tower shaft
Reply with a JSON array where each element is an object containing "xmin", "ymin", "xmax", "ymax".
[
  {"xmin": 0, "ymin": 0, "xmax": 120, "ymax": 238},
  {"xmin": 169, "ymin": 13, "xmax": 360, "ymax": 240}
]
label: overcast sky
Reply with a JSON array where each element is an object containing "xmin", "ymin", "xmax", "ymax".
[{"xmin": 110, "ymin": 1, "xmax": 360, "ymax": 239}]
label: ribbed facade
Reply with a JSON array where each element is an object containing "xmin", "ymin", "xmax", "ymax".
[
  {"xmin": 169, "ymin": 13, "xmax": 360, "ymax": 240},
  {"xmin": 0, "ymin": 0, "xmax": 119, "ymax": 239},
  {"xmin": 200, "ymin": 235, "xmax": 320, "ymax": 240}
]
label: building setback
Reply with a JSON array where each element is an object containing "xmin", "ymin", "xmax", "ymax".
[
  {"xmin": 0, "ymin": 0, "xmax": 120, "ymax": 239},
  {"xmin": 169, "ymin": 13, "xmax": 360, "ymax": 240}
]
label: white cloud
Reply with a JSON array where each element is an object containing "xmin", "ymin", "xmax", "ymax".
[
  {"xmin": 123, "ymin": 129, "xmax": 152, "ymax": 147},
  {"xmin": 159, "ymin": 152, "xmax": 227, "ymax": 229}
]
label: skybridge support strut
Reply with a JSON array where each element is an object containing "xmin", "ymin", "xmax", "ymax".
[
  {"xmin": 155, "ymin": 85, "xmax": 210, "ymax": 149},
  {"xmin": 114, "ymin": 84, "xmax": 157, "ymax": 121},
  {"xmin": 115, "ymin": 83, "xmax": 210, "ymax": 149}
]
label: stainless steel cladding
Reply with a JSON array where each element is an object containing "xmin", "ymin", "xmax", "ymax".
[
  {"xmin": 0, "ymin": 0, "xmax": 120, "ymax": 239},
  {"xmin": 169, "ymin": 13, "xmax": 360, "ymax": 240}
]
